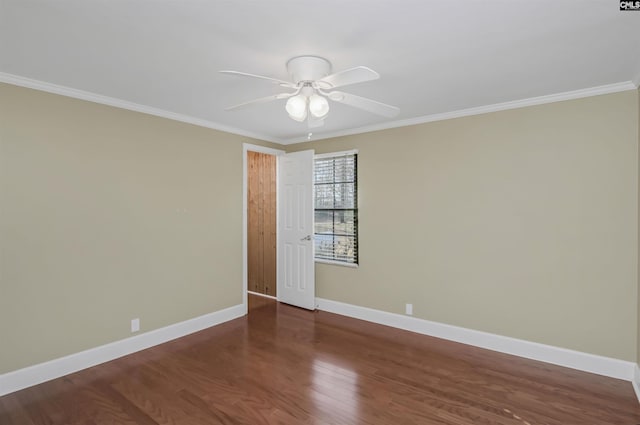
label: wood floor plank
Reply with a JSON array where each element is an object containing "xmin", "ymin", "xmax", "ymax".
[
  {"xmin": 1, "ymin": 294, "xmax": 639, "ymax": 424},
  {"xmin": 0, "ymin": 394, "xmax": 37, "ymax": 425}
]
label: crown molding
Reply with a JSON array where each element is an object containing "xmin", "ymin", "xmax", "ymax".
[
  {"xmin": 282, "ymin": 81, "xmax": 638, "ymax": 145},
  {"xmin": 2, "ymin": 73, "xmax": 635, "ymax": 147},
  {"xmin": 0, "ymin": 72, "xmax": 280, "ymax": 144}
]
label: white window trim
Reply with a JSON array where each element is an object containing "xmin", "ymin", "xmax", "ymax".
[
  {"xmin": 315, "ymin": 258, "xmax": 359, "ymax": 268},
  {"xmin": 314, "ymin": 149, "xmax": 358, "ymax": 159},
  {"xmin": 313, "ymin": 149, "xmax": 359, "ymax": 267}
]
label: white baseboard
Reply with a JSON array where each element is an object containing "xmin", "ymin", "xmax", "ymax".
[
  {"xmin": 316, "ymin": 298, "xmax": 636, "ymax": 382},
  {"xmin": 2, "ymin": 298, "xmax": 635, "ymax": 398},
  {"xmin": 632, "ymin": 364, "xmax": 640, "ymax": 403},
  {"xmin": 0, "ymin": 304, "xmax": 245, "ymax": 397}
]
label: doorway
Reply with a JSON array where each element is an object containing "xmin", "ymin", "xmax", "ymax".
[
  {"xmin": 242, "ymin": 144, "xmax": 284, "ymax": 312},
  {"xmin": 242, "ymin": 144, "xmax": 316, "ymax": 314},
  {"xmin": 247, "ymin": 150, "xmax": 277, "ymax": 297}
]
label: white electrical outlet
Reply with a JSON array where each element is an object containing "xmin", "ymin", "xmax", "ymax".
[
  {"xmin": 131, "ymin": 318, "xmax": 140, "ymax": 333},
  {"xmin": 405, "ymin": 303, "xmax": 413, "ymax": 316}
]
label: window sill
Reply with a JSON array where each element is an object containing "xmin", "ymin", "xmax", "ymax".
[{"xmin": 315, "ymin": 259, "xmax": 359, "ymax": 268}]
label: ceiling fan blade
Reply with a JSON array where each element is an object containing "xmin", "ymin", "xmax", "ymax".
[
  {"xmin": 319, "ymin": 66, "xmax": 380, "ymax": 89},
  {"xmin": 219, "ymin": 70, "xmax": 297, "ymax": 88},
  {"xmin": 224, "ymin": 92, "xmax": 295, "ymax": 111},
  {"xmin": 327, "ymin": 91, "xmax": 399, "ymax": 118}
]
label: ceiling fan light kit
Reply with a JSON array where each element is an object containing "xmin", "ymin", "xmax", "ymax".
[
  {"xmin": 221, "ymin": 55, "xmax": 399, "ymax": 129},
  {"xmin": 285, "ymin": 94, "xmax": 308, "ymax": 122},
  {"xmin": 308, "ymin": 94, "xmax": 330, "ymax": 118},
  {"xmin": 285, "ymin": 92, "xmax": 330, "ymax": 122}
]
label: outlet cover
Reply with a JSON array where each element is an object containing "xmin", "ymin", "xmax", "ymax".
[
  {"xmin": 405, "ymin": 304, "xmax": 413, "ymax": 315},
  {"xmin": 131, "ymin": 318, "xmax": 140, "ymax": 333}
]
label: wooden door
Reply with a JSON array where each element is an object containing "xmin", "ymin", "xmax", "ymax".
[{"xmin": 248, "ymin": 151, "xmax": 277, "ymax": 296}]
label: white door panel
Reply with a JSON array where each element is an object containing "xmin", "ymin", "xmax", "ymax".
[{"xmin": 278, "ymin": 150, "xmax": 315, "ymax": 310}]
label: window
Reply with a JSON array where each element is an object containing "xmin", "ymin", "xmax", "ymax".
[{"xmin": 314, "ymin": 150, "xmax": 358, "ymax": 265}]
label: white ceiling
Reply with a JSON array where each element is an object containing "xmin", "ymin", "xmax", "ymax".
[{"xmin": 1, "ymin": 0, "xmax": 639, "ymax": 144}]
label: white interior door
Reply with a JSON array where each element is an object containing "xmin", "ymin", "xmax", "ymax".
[{"xmin": 277, "ymin": 150, "xmax": 315, "ymax": 310}]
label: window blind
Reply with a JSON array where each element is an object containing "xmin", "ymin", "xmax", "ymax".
[{"xmin": 314, "ymin": 153, "xmax": 358, "ymax": 264}]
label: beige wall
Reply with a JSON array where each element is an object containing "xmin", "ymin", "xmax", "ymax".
[
  {"xmin": 0, "ymin": 83, "xmax": 275, "ymax": 374},
  {"xmin": 289, "ymin": 90, "xmax": 639, "ymax": 361},
  {"xmin": 1, "ymin": 82, "xmax": 638, "ymax": 375}
]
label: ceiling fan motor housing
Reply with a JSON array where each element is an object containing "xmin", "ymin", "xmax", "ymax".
[{"xmin": 286, "ymin": 56, "xmax": 331, "ymax": 84}]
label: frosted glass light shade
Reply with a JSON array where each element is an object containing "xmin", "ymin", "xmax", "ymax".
[
  {"xmin": 309, "ymin": 94, "xmax": 329, "ymax": 118},
  {"xmin": 286, "ymin": 95, "xmax": 308, "ymax": 122}
]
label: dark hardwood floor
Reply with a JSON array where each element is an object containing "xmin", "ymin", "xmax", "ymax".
[{"xmin": 1, "ymin": 294, "xmax": 639, "ymax": 424}]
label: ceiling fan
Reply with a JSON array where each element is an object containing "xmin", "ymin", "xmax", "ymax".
[{"xmin": 220, "ymin": 56, "xmax": 399, "ymax": 128}]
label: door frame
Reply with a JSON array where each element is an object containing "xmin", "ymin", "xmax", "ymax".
[{"xmin": 242, "ymin": 143, "xmax": 285, "ymax": 314}]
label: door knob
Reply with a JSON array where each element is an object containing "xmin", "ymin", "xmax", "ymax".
[{"xmin": 300, "ymin": 235, "xmax": 312, "ymax": 241}]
